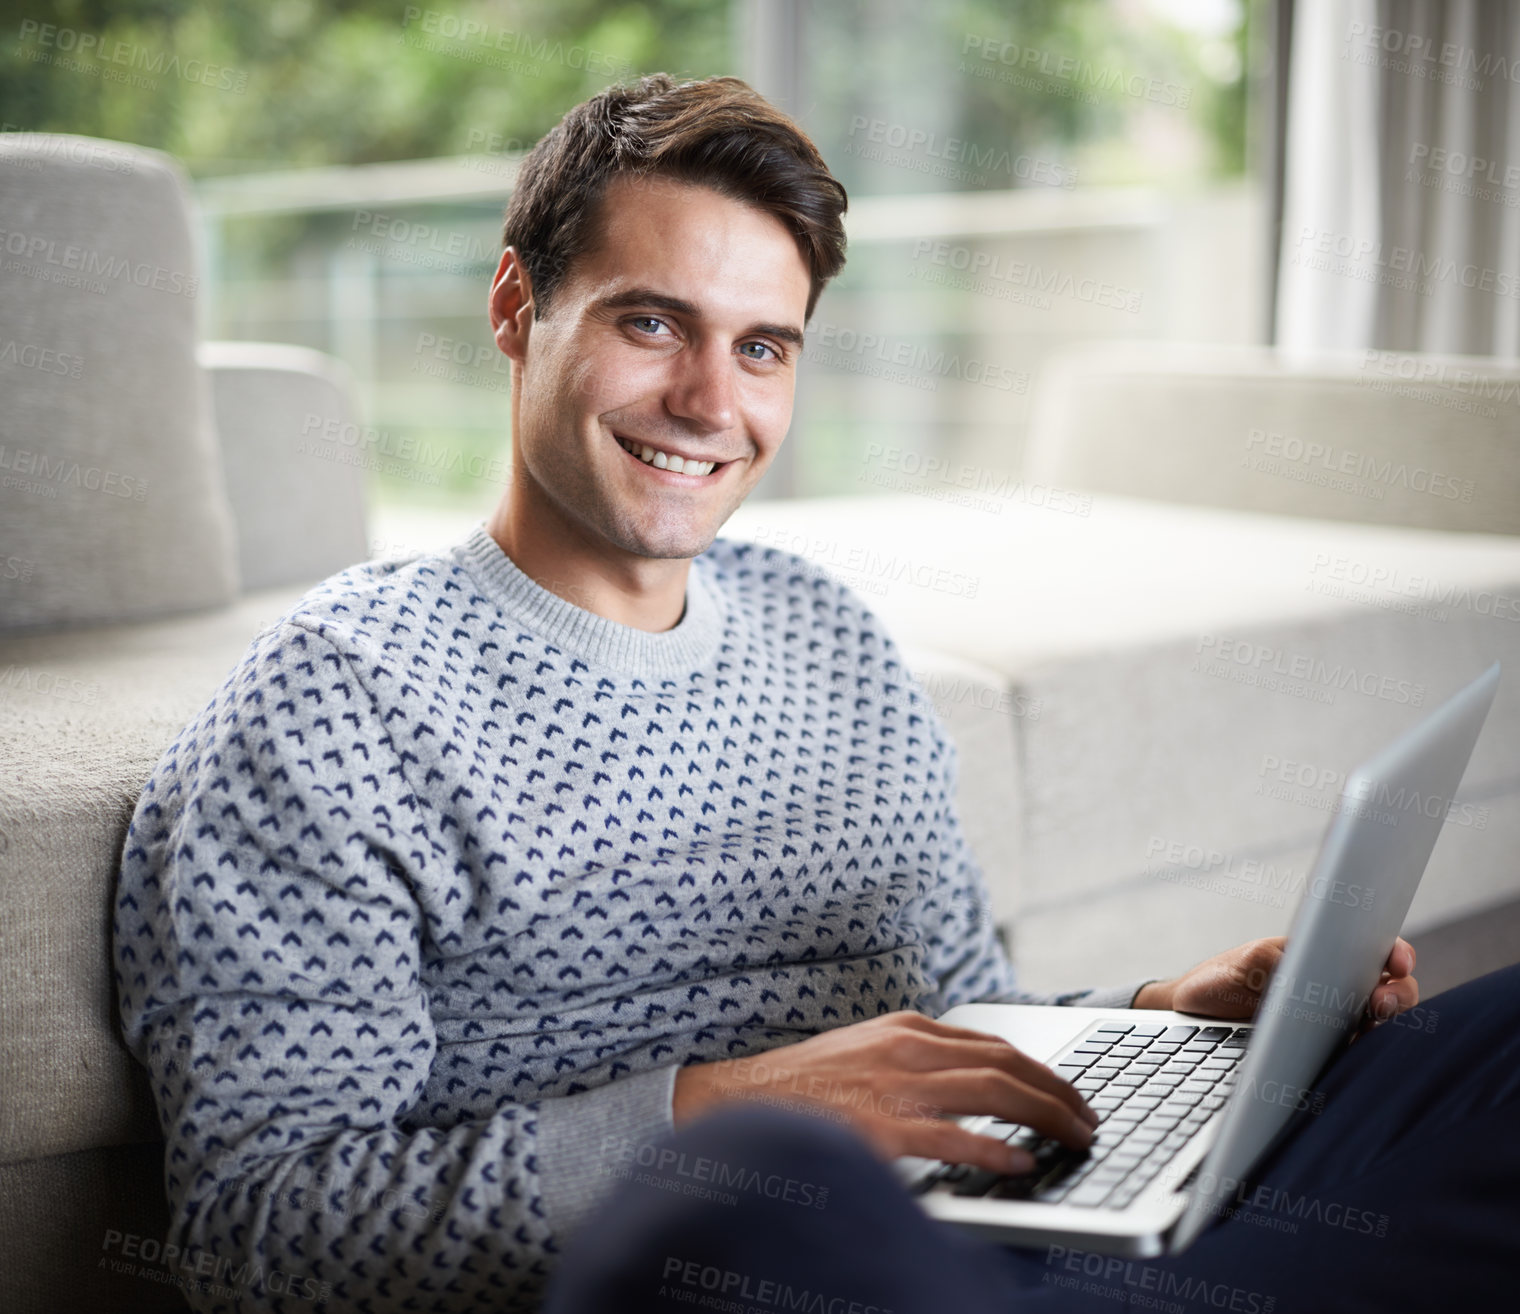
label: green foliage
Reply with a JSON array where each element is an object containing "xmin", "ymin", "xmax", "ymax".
[
  {"xmin": 1, "ymin": 0, "xmax": 1249, "ymax": 510},
  {"xmin": 2, "ymin": 0, "xmax": 734, "ymax": 174},
  {"xmin": 4, "ymin": 0, "xmax": 1245, "ymax": 185}
]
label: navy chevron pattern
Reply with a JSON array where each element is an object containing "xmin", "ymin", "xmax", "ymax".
[{"xmin": 112, "ymin": 530, "xmax": 1101, "ymax": 1313}]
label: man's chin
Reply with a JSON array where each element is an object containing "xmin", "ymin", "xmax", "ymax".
[
  {"xmin": 589, "ymin": 509, "xmax": 713, "ymax": 561},
  {"xmin": 619, "ymin": 531, "xmax": 720, "ymax": 562}
]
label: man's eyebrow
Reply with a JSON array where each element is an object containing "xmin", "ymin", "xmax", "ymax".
[{"xmin": 593, "ymin": 287, "xmax": 805, "ymax": 350}]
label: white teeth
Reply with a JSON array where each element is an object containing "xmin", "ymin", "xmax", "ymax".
[{"xmin": 618, "ymin": 436, "xmax": 716, "ymax": 476}]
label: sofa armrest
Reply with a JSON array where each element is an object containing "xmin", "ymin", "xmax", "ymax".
[
  {"xmin": 1025, "ymin": 340, "xmax": 1520, "ymax": 534},
  {"xmin": 199, "ymin": 341, "xmax": 369, "ymax": 591}
]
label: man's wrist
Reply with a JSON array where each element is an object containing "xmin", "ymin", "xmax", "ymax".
[
  {"xmin": 1132, "ymin": 979, "xmax": 1176, "ymax": 1010},
  {"xmin": 672, "ymin": 1061, "xmax": 728, "ymax": 1128}
]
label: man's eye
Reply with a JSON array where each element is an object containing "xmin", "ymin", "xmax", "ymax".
[
  {"xmin": 630, "ymin": 316, "xmax": 668, "ymax": 336},
  {"xmin": 739, "ymin": 341, "xmax": 778, "ymax": 362}
]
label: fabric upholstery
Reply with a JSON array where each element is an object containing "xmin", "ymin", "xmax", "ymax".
[
  {"xmin": 199, "ymin": 342, "xmax": 369, "ymax": 591},
  {"xmin": 0, "ymin": 1141, "xmax": 186, "ymax": 1314},
  {"xmin": 723, "ymin": 492, "xmax": 1520, "ymax": 991},
  {"xmin": 0, "ymin": 134, "xmax": 238, "ymax": 632},
  {"xmin": 0, "ymin": 585, "xmax": 310, "ymax": 1165},
  {"xmin": 1024, "ymin": 341, "xmax": 1520, "ymax": 533}
]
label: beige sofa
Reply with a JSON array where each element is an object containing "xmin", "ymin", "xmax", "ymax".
[
  {"xmin": 0, "ymin": 134, "xmax": 372, "ymax": 1313},
  {"xmin": 5, "ymin": 135, "xmax": 1520, "ymax": 1314}
]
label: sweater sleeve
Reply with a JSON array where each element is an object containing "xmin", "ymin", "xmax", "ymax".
[
  {"xmin": 917, "ymin": 705, "xmax": 1157, "ymax": 1015},
  {"xmin": 112, "ymin": 621, "xmax": 674, "ymax": 1314}
]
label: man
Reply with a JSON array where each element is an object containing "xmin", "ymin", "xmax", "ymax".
[{"xmin": 113, "ymin": 73, "xmax": 1510, "ymax": 1314}]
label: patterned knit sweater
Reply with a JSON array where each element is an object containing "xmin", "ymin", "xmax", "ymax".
[{"xmin": 112, "ymin": 524, "xmax": 1144, "ymax": 1313}]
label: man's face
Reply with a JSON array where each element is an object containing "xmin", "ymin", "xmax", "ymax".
[{"xmin": 501, "ymin": 174, "xmax": 812, "ymax": 561}]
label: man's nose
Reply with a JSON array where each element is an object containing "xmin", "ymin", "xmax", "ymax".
[{"xmin": 666, "ymin": 338, "xmax": 737, "ymax": 434}]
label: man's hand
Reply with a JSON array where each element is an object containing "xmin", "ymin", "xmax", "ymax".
[
  {"xmin": 671, "ymin": 1011, "xmax": 1099, "ymax": 1176},
  {"xmin": 1133, "ymin": 935, "xmax": 1419, "ymax": 1026}
]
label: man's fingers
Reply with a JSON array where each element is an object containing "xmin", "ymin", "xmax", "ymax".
[
  {"xmin": 867, "ymin": 1117, "xmax": 1038, "ymax": 1177},
  {"xmin": 1248, "ymin": 937, "xmax": 1287, "ymax": 973},
  {"xmin": 1370, "ymin": 977, "xmax": 1419, "ymax": 1020},
  {"xmin": 894, "ymin": 1024, "xmax": 1096, "ymax": 1125},
  {"xmin": 1384, "ymin": 937, "xmax": 1416, "ymax": 978},
  {"xmin": 916, "ymin": 1069, "xmax": 1095, "ymax": 1150},
  {"xmin": 907, "ymin": 1014, "xmax": 1033, "ymax": 1046},
  {"xmin": 939, "ymin": 1038, "xmax": 1096, "ymax": 1125}
]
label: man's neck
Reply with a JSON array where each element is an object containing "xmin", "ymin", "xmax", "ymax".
[{"xmin": 485, "ymin": 487, "xmax": 690, "ymax": 633}]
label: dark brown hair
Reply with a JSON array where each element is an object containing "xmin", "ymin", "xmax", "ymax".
[{"xmin": 501, "ymin": 73, "xmax": 848, "ymax": 323}]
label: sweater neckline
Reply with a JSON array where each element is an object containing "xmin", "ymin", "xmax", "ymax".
[{"xmin": 455, "ymin": 522, "xmax": 727, "ymax": 679}]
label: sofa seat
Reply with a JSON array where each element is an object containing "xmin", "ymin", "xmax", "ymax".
[
  {"xmin": 0, "ymin": 585, "xmax": 312, "ymax": 1172},
  {"xmin": 720, "ymin": 492, "xmax": 1520, "ymax": 991}
]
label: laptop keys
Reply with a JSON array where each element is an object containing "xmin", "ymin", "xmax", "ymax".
[{"xmin": 918, "ymin": 1020, "xmax": 1249, "ymax": 1210}]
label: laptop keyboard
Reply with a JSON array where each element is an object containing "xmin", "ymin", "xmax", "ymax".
[{"xmin": 912, "ymin": 1021, "xmax": 1252, "ymax": 1211}]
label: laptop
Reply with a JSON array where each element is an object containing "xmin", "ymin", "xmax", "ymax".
[{"xmin": 897, "ymin": 661, "xmax": 1500, "ymax": 1258}]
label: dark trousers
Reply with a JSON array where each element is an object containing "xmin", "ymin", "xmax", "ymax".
[{"xmin": 544, "ymin": 964, "xmax": 1520, "ymax": 1313}]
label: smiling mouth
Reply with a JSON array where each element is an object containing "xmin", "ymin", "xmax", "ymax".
[{"xmin": 615, "ymin": 434, "xmax": 725, "ymax": 477}]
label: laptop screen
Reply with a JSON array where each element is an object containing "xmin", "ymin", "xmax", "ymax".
[{"xmin": 1169, "ymin": 662, "xmax": 1499, "ymax": 1251}]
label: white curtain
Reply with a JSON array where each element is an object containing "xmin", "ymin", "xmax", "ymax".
[{"xmin": 1277, "ymin": 0, "xmax": 1520, "ymax": 356}]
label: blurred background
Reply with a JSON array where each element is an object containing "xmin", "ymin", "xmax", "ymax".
[
  {"xmin": 1, "ymin": 0, "xmax": 1263, "ymax": 527},
  {"xmin": 6, "ymin": 0, "xmax": 1520, "ymax": 992},
  {"xmin": 6, "ymin": 12, "xmax": 1520, "ymax": 1309}
]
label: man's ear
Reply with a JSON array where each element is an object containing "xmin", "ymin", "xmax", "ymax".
[{"xmin": 489, "ymin": 247, "xmax": 534, "ymax": 363}]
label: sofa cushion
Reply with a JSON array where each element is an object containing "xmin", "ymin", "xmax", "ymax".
[
  {"xmin": 199, "ymin": 342, "xmax": 370, "ymax": 592},
  {"xmin": 0, "ymin": 1140, "xmax": 187, "ymax": 1313},
  {"xmin": 1025, "ymin": 340, "xmax": 1520, "ymax": 534},
  {"xmin": 0, "ymin": 586, "xmax": 310, "ymax": 1165},
  {"xmin": 723, "ymin": 493, "xmax": 1520, "ymax": 991},
  {"xmin": 0, "ymin": 133, "xmax": 238, "ymax": 632}
]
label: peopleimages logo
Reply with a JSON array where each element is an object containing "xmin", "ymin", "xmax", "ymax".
[
  {"xmin": 16, "ymin": 21, "xmax": 250, "ymax": 93},
  {"xmin": 1344, "ymin": 19, "xmax": 1520, "ymax": 87},
  {"xmin": 1407, "ymin": 143, "xmax": 1520, "ymax": 191},
  {"xmin": 1257, "ymin": 753, "xmax": 1489, "ymax": 830},
  {"xmin": 1244, "ymin": 427, "xmax": 1474, "ymax": 504},
  {"xmin": 1291, "ymin": 226, "xmax": 1520, "ymax": 299},
  {"xmin": 747, "ymin": 524, "xmax": 981, "ymax": 600},
  {"xmin": 1043, "ymin": 1246, "xmax": 1273, "ymax": 1312},
  {"xmin": 1358, "ymin": 349, "xmax": 1520, "ymax": 410},
  {"xmin": 0, "ymin": 444, "xmax": 148, "ymax": 501},
  {"xmin": 1194, "ymin": 633, "xmax": 1426, "ymax": 706},
  {"xmin": 659, "ymin": 1257, "xmax": 891, "ymax": 1314},
  {"xmin": 398, "ymin": 7, "xmax": 634, "ymax": 78},
  {"xmin": 1144, "ymin": 835, "xmax": 1372, "ymax": 913},
  {"xmin": 1306, "ymin": 553, "xmax": 1520, "ymax": 624},
  {"xmin": 960, "ymin": 35, "xmax": 1192, "ymax": 107},
  {"xmin": 1166, "ymin": 1167, "xmax": 1392, "ymax": 1238},
  {"xmin": 604, "ymin": 1137, "xmax": 830, "ymax": 1210},
  {"xmin": 0, "ymin": 339, "xmax": 84, "ymax": 379},
  {"xmin": 910, "ymin": 239, "xmax": 1143, "ymax": 313},
  {"xmin": 803, "ymin": 319, "xmax": 1027, "ymax": 393},
  {"xmin": 860, "ymin": 442, "xmax": 1092, "ymax": 518},
  {"xmin": 0, "ymin": 225, "xmax": 198, "ymax": 298},
  {"xmin": 100, "ymin": 1229, "xmax": 330, "ymax": 1305},
  {"xmin": 844, "ymin": 116, "xmax": 1078, "ymax": 188}
]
